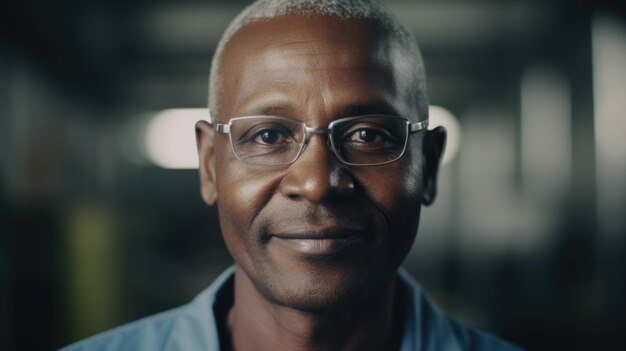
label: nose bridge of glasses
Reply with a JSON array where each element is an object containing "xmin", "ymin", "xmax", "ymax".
[
  {"xmin": 302, "ymin": 126, "xmax": 332, "ymax": 147},
  {"xmin": 304, "ymin": 126, "xmax": 331, "ymax": 135},
  {"xmin": 299, "ymin": 126, "xmax": 337, "ymax": 161}
]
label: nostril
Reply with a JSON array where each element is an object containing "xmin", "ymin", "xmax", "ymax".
[{"xmin": 287, "ymin": 193, "xmax": 301, "ymax": 200}]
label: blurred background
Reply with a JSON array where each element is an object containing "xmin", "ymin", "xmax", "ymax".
[{"xmin": 1, "ymin": 0, "xmax": 625, "ymax": 349}]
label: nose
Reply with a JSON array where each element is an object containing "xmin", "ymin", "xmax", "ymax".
[{"xmin": 279, "ymin": 134, "xmax": 355, "ymax": 202}]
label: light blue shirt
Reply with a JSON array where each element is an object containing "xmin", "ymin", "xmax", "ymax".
[{"xmin": 61, "ymin": 267, "xmax": 522, "ymax": 350}]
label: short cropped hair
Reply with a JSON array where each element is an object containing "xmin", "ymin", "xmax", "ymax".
[{"xmin": 208, "ymin": 0, "xmax": 428, "ymax": 121}]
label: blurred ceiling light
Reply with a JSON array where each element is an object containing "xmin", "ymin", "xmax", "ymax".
[
  {"xmin": 592, "ymin": 13, "xmax": 626, "ymax": 239},
  {"xmin": 429, "ymin": 105, "xmax": 461, "ymax": 165},
  {"xmin": 144, "ymin": 108, "xmax": 208, "ymax": 169}
]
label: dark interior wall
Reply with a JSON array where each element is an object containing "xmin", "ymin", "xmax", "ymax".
[{"xmin": 1, "ymin": 1, "xmax": 625, "ymax": 350}]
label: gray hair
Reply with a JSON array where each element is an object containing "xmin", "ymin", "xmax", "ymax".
[{"xmin": 208, "ymin": 0, "xmax": 428, "ymax": 121}]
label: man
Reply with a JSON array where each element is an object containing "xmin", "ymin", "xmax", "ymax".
[{"xmin": 63, "ymin": 0, "xmax": 521, "ymax": 350}]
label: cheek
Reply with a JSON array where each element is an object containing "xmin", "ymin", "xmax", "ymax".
[
  {"xmin": 214, "ymin": 149, "xmax": 282, "ymax": 255},
  {"xmin": 218, "ymin": 168, "xmax": 274, "ymax": 223},
  {"xmin": 393, "ymin": 144, "xmax": 427, "ymax": 224},
  {"xmin": 356, "ymin": 150, "xmax": 423, "ymax": 261},
  {"xmin": 214, "ymin": 140, "xmax": 279, "ymax": 222},
  {"xmin": 359, "ymin": 152, "xmax": 423, "ymax": 214},
  {"xmin": 395, "ymin": 149, "xmax": 425, "ymax": 227}
]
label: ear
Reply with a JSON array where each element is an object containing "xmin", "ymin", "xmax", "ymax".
[
  {"xmin": 196, "ymin": 120, "xmax": 218, "ymax": 205},
  {"xmin": 421, "ymin": 126, "xmax": 446, "ymax": 206}
]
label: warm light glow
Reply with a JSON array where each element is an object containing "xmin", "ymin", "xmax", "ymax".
[
  {"xmin": 428, "ymin": 105, "xmax": 461, "ymax": 165},
  {"xmin": 144, "ymin": 108, "xmax": 208, "ymax": 169}
]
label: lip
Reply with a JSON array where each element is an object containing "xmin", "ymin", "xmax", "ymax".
[{"xmin": 270, "ymin": 227, "xmax": 368, "ymax": 256}]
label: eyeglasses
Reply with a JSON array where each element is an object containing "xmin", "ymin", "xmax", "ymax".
[{"xmin": 212, "ymin": 115, "xmax": 428, "ymax": 167}]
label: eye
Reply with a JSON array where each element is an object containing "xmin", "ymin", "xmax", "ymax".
[
  {"xmin": 339, "ymin": 122, "xmax": 402, "ymax": 152},
  {"xmin": 346, "ymin": 128, "xmax": 383, "ymax": 143},
  {"xmin": 343, "ymin": 124, "xmax": 395, "ymax": 145},
  {"xmin": 256, "ymin": 129, "xmax": 278, "ymax": 144},
  {"xmin": 252, "ymin": 128, "xmax": 291, "ymax": 145}
]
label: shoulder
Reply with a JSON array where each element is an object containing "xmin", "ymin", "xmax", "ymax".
[
  {"xmin": 60, "ymin": 266, "xmax": 234, "ymax": 351},
  {"xmin": 397, "ymin": 268, "xmax": 524, "ymax": 351},
  {"xmin": 59, "ymin": 306, "xmax": 188, "ymax": 351}
]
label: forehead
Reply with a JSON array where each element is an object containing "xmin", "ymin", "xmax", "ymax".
[{"xmin": 217, "ymin": 15, "xmax": 413, "ymax": 121}]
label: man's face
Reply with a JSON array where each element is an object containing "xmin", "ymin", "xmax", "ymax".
[{"xmin": 198, "ymin": 15, "xmax": 440, "ymax": 311}]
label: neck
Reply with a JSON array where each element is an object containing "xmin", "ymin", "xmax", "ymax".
[{"xmin": 226, "ymin": 267, "xmax": 404, "ymax": 351}]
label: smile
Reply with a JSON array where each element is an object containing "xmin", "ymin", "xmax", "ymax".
[{"xmin": 270, "ymin": 228, "xmax": 368, "ymax": 256}]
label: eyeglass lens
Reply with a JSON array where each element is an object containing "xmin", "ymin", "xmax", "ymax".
[{"xmin": 229, "ymin": 116, "xmax": 409, "ymax": 166}]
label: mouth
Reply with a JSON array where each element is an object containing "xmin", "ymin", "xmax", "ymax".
[{"xmin": 270, "ymin": 227, "xmax": 368, "ymax": 256}]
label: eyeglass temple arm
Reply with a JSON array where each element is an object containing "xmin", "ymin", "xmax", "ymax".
[
  {"xmin": 409, "ymin": 120, "xmax": 428, "ymax": 132},
  {"xmin": 213, "ymin": 123, "xmax": 230, "ymax": 134}
]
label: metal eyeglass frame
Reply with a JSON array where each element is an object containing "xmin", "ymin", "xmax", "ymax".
[{"xmin": 211, "ymin": 115, "xmax": 429, "ymax": 167}]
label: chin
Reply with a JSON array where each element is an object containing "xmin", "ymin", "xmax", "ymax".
[
  {"xmin": 255, "ymin": 260, "xmax": 389, "ymax": 314},
  {"xmin": 269, "ymin": 280, "xmax": 362, "ymax": 313}
]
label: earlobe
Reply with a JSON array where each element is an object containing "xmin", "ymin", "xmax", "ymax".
[
  {"xmin": 196, "ymin": 120, "xmax": 218, "ymax": 205},
  {"xmin": 421, "ymin": 126, "xmax": 446, "ymax": 206}
]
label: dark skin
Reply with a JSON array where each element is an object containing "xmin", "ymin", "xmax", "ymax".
[{"xmin": 196, "ymin": 15, "xmax": 445, "ymax": 351}]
